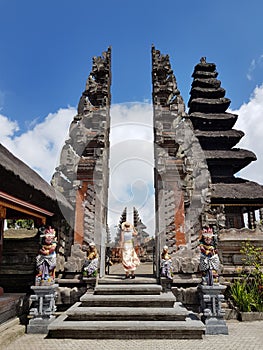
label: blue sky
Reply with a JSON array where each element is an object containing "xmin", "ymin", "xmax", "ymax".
[
  {"xmin": 1, "ymin": 0, "xmax": 263, "ymax": 234},
  {"xmin": 0, "ymin": 0, "xmax": 262, "ymax": 131}
]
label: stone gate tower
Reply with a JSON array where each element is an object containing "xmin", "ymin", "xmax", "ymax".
[
  {"xmin": 52, "ymin": 48, "xmax": 111, "ymax": 276},
  {"xmin": 152, "ymin": 47, "xmax": 211, "ymax": 276}
]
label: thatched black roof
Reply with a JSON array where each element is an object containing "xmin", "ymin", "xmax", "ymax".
[
  {"xmin": 0, "ymin": 143, "xmax": 72, "ymax": 212},
  {"xmin": 195, "ymin": 129, "xmax": 244, "ymax": 139},
  {"xmin": 195, "ymin": 129, "xmax": 244, "ymax": 149},
  {"xmin": 189, "ymin": 112, "xmax": 238, "ymax": 131},
  {"xmin": 193, "ymin": 62, "xmax": 216, "ymax": 74},
  {"xmin": 211, "ymin": 178, "xmax": 263, "ymax": 204},
  {"xmin": 189, "ymin": 111, "xmax": 237, "ymax": 121},
  {"xmin": 191, "ymin": 78, "xmax": 221, "ymax": 89},
  {"xmin": 192, "ymin": 70, "xmax": 218, "ymax": 79},
  {"xmin": 189, "ymin": 97, "xmax": 231, "ymax": 114},
  {"xmin": 204, "ymin": 149, "xmax": 256, "ymax": 174},
  {"xmin": 189, "ymin": 86, "xmax": 225, "ymax": 100},
  {"xmin": 205, "ymin": 149, "xmax": 256, "ymax": 161}
]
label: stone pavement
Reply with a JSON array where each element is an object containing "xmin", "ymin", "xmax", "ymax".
[
  {"xmin": 2, "ymin": 319, "xmax": 263, "ymax": 350},
  {"xmin": 2, "ymin": 263, "xmax": 263, "ymax": 349},
  {"xmin": 106, "ymin": 260, "xmax": 155, "ymax": 277}
]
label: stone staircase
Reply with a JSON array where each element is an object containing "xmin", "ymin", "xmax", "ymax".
[{"xmin": 48, "ymin": 277, "xmax": 205, "ymax": 339}]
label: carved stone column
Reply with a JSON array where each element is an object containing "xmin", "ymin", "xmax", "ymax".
[
  {"xmin": 27, "ymin": 284, "xmax": 58, "ymax": 334},
  {"xmin": 198, "ymin": 284, "xmax": 228, "ymax": 335}
]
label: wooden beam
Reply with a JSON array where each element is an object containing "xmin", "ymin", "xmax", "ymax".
[{"xmin": 0, "ymin": 191, "xmax": 54, "ymax": 224}]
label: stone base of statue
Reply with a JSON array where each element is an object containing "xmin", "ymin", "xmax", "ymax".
[
  {"xmin": 27, "ymin": 284, "xmax": 58, "ymax": 334},
  {"xmin": 160, "ymin": 276, "xmax": 172, "ymax": 292},
  {"xmin": 198, "ymin": 284, "xmax": 228, "ymax": 335},
  {"xmin": 27, "ymin": 315, "xmax": 57, "ymax": 334}
]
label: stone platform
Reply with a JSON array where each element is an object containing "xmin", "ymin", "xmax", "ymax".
[
  {"xmin": 48, "ymin": 269, "xmax": 205, "ymax": 339},
  {"xmin": 0, "ymin": 293, "xmax": 26, "ymax": 324}
]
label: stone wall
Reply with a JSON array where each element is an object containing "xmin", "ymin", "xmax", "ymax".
[
  {"xmin": 0, "ymin": 235, "xmax": 38, "ymax": 292},
  {"xmin": 217, "ymin": 227, "xmax": 263, "ymax": 277}
]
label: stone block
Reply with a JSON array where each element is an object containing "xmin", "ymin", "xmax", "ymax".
[
  {"xmin": 203, "ymin": 316, "xmax": 228, "ymax": 335},
  {"xmin": 172, "ymin": 287, "xmax": 199, "ymax": 305},
  {"xmin": 27, "ymin": 315, "xmax": 56, "ymax": 334},
  {"xmin": 238, "ymin": 312, "xmax": 263, "ymax": 322}
]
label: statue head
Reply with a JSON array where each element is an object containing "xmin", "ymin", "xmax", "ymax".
[
  {"xmin": 40, "ymin": 226, "xmax": 56, "ymax": 244},
  {"xmin": 89, "ymin": 242, "xmax": 96, "ymax": 250},
  {"xmin": 121, "ymin": 221, "xmax": 133, "ymax": 231},
  {"xmin": 201, "ymin": 227, "xmax": 214, "ymax": 244}
]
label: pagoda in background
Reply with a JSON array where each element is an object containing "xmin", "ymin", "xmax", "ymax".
[
  {"xmin": 188, "ymin": 57, "xmax": 263, "ymax": 229},
  {"xmin": 133, "ymin": 207, "xmax": 149, "ymax": 246}
]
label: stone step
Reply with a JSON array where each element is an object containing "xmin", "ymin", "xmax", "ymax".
[
  {"xmin": 80, "ymin": 291, "xmax": 176, "ymax": 308},
  {"xmin": 66, "ymin": 302, "xmax": 189, "ymax": 321},
  {"xmin": 94, "ymin": 283, "xmax": 162, "ymax": 295},
  {"xmin": 0, "ymin": 294, "xmax": 25, "ymax": 324},
  {"xmin": 48, "ymin": 314, "xmax": 205, "ymax": 339},
  {"xmin": 99, "ymin": 275, "xmax": 157, "ymax": 285}
]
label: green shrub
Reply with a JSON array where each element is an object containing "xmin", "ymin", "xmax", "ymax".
[{"xmin": 230, "ymin": 241, "xmax": 263, "ymax": 312}]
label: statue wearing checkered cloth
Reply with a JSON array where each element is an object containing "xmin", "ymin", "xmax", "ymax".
[
  {"xmin": 199, "ymin": 228, "xmax": 220, "ymax": 286},
  {"xmin": 35, "ymin": 227, "xmax": 57, "ymax": 285}
]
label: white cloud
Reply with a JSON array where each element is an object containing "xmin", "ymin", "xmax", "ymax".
[
  {"xmin": 1, "ymin": 93, "xmax": 263, "ymax": 240},
  {"xmin": 246, "ymin": 55, "xmax": 263, "ymax": 81},
  {"xmin": 247, "ymin": 59, "xmax": 256, "ymax": 81},
  {"xmin": 108, "ymin": 103, "xmax": 155, "ymax": 237},
  {"xmin": 0, "ymin": 114, "xmax": 19, "ymax": 141},
  {"xmin": 234, "ymin": 84, "xmax": 263, "ymax": 185},
  {"xmin": 0, "ymin": 102, "xmax": 156, "ymax": 237},
  {"xmin": 0, "ymin": 107, "xmax": 76, "ymax": 182}
]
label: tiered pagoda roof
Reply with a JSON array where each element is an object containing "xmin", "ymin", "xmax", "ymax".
[{"xmin": 188, "ymin": 57, "xmax": 263, "ymax": 204}]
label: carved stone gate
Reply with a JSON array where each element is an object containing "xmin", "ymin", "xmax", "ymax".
[
  {"xmin": 52, "ymin": 47, "xmax": 263, "ymax": 279},
  {"xmin": 51, "ymin": 48, "xmax": 111, "ymax": 277}
]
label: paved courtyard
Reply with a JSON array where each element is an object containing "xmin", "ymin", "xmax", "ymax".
[
  {"xmin": 2, "ymin": 263, "xmax": 263, "ymax": 350},
  {"xmin": 2, "ymin": 319, "xmax": 263, "ymax": 350}
]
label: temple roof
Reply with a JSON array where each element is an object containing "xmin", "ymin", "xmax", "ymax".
[
  {"xmin": 189, "ymin": 112, "xmax": 238, "ymax": 130},
  {"xmin": 205, "ymin": 149, "xmax": 256, "ymax": 174},
  {"xmin": 192, "ymin": 70, "xmax": 218, "ymax": 79},
  {"xmin": 204, "ymin": 149, "xmax": 256, "ymax": 160},
  {"xmin": 191, "ymin": 78, "xmax": 221, "ymax": 89},
  {"xmin": 211, "ymin": 179, "xmax": 263, "ymax": 204},
  {"xmin": 192, "ymin": 60, "xmax": 216, "ymax": 73},
  {"xmin": 189, "ymin": 86, "xmax": 225, "ymax": 100},
  {"xmin": 0, "ymin": 143, "xmax": 72, "ymax": 212},
  {"xmin": 188, "ymin": 57, "xmax": 258, "ymax": 181},
  {"xmin": 189, "ymin": 97, "xmax": 231, "ymax": 114},
  {"xmin": 195, "ymin": 129, "xmax": 244, "ymax": 149},
  {"xmin": 188, "ymin": 59, "xmax": 230, "ymax": 114}
]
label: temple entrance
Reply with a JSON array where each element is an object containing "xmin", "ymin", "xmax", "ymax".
[
  {"xmin": 51, "ymin": 48, "xmax": 188, "ymax": 280},
  {"xmin": 106, "ymin": 103, "xmax": 156, "ymax": 278},
  {"xmin": 101, "ymin": 261, "xmax": 156, "ymax": 283},
  {"xmin": 52, "ymin": 46, "xmax": 263, "ymax": 285}
]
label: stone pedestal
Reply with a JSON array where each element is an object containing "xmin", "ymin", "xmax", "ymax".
[
  {"xmin": 198, "ymin": 284, "xmax": 228, "ymax": 335},
  {"xmin": 160, "ymin": 277, "xmax": 172, "ymax": 292},
  {"xmin": 27, "ymin": 284, "xmax": 58, "ymax": 334}
]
